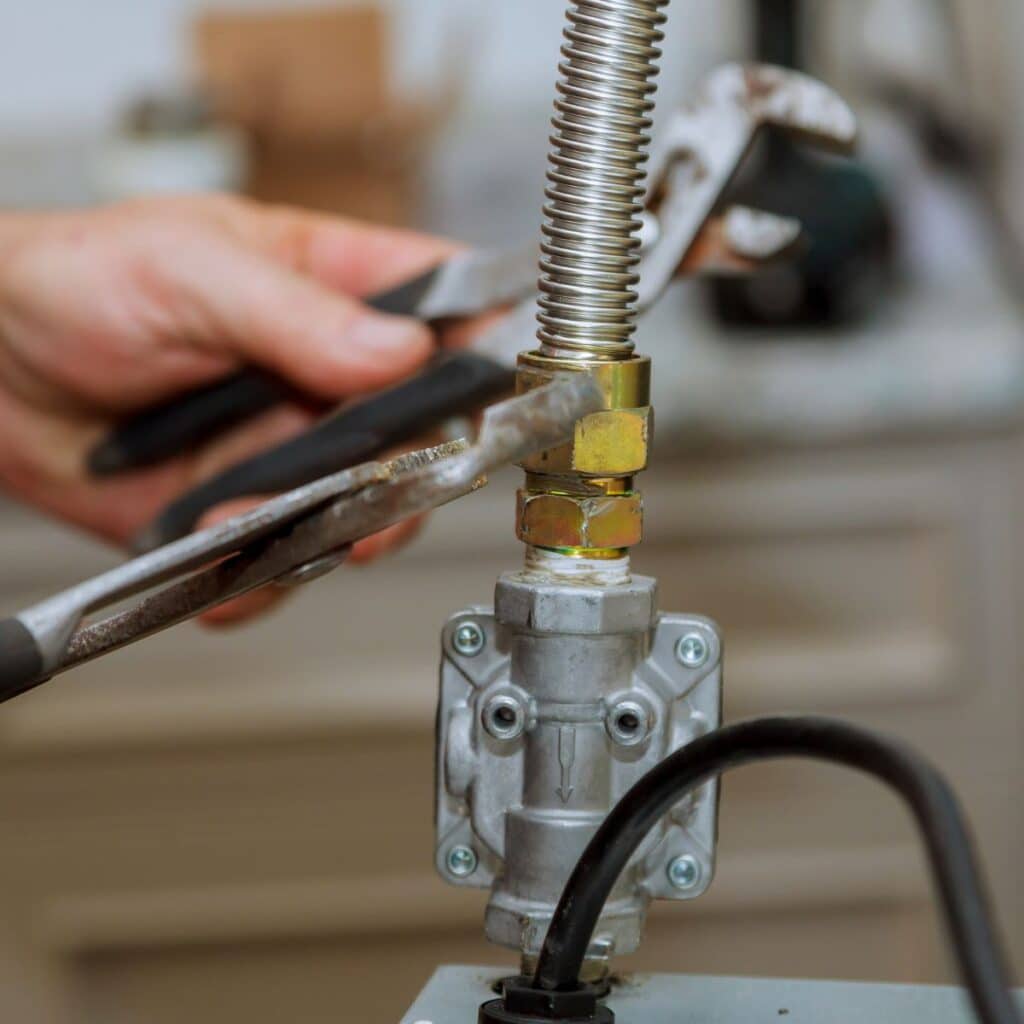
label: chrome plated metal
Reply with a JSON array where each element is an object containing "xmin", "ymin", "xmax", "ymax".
[
  {"xmin": 417, "ymin": 247, "xmax": 540, "ymax": 322},
  {"xmin": 675, "ymin": 632, "xmax": 709, "ymax": 669},
  {"xmin": 454, "ymin": 621, "xmax": 487, "ymax": 658},
  {"xmin": 446, "ymin": 846, "xmax": 479, "ymax": 879},
  {"xmin": 667, "ymin": 853, "xmax": 701, "ymax": 891},
  {"xmin": 536, "ymin": 0, "xmax": 669, "ymax": 361}
]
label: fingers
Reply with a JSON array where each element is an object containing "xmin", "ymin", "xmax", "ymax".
[
  {"xmin": 193, "ymin": 497, "xmax": 287, "ymax": 628},
  {"xmin": 0, "ymin": 390, "xmax": 316, "ymax": 546},
  {"xmin": 200, "ymin": 585, "xmax": 287, "ymax": 628},
  {"xmin": 349, "ymin": 516, "xmax": 425, "ymax": 564},
  {"xmin": 186, "ymin": 402, "xmax": 315, "ymax": 485},
  {"xmin": 0, "ymin": 389, "xmax": 191, "ymax": 544},
  {"xmin": 194, "ymin": 505, "xmax": 425, "ymax": 628},
  {"xmin": 440, "ymin": 309, "xmax": 508, "ymax": 351},
  {"xmin": 170, "ymin": 228, "xmax": 434, "ymax": 399},
  {"xmin": 215, "ymin": 198, "xmax": 462, "ymax": 297},
  {"xmin": 279, "ymin": 217, "xmax": 460, "ymax": 297}
]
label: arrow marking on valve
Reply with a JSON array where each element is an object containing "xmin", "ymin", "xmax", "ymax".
[{"xmin": 557, "ymin": 725, "xmax": 576, "ymax": 804}]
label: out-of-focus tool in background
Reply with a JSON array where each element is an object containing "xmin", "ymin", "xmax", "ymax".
[
  {"xmin": 708, "ymin": 0, "xmax": 895, "ymax": 327},
  {"xmin": 0, "ymin": 3, "xmax": 1022, "ymax": 1023}
]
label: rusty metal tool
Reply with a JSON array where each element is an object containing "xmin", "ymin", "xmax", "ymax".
[
  {"xmin": 639, "ymin": 63, "xmax": 858, "ymax": 310},
  {"xmin": 0, "ymin": 374, "xmax": 602, "ymax": 705}
]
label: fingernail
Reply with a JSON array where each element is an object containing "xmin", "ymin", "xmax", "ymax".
[{"xmin": 348, "ymin": 313, "xmax": 429, "ymax": 354}]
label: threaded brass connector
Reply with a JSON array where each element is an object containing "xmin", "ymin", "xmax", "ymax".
[{"xmin": 514, "ymin": 352, "xmax": 652, "ymax": 554}]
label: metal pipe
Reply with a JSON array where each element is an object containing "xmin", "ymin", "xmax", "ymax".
[{"xmin": 537, "ymin": 0, "xmax": 669, "ymax": 362}]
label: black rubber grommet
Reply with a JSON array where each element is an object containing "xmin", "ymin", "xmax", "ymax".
[
  {"xmin": 479, "ymin": 977, "xmax": 614, "ymax": 1024},
  {"xmin": 479, "ymin": 999, "xmax": 614, "ymax": 1024}
]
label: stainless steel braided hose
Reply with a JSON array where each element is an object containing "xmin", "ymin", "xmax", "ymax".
[{"xmin": 537, "ymin": 0, "xmax": 669, "ymax": 362}]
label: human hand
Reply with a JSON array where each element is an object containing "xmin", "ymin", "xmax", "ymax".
[{"xmin": 0, "ymin": 195, "xmax": 456, "ymax": 621}]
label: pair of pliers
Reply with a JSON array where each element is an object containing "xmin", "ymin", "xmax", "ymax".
[
  {"xmin": 89, "ymin": 64, "xmax": 855, "ymax": 553},
  {"xmin": 0, "ymin": 375, "xmax": 603, "ymax": 704}
]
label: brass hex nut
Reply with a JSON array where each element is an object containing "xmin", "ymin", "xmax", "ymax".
[
  {"xmin": 516, "ymin": 491, "xmax": 643, "ymax": 551},
  {"xmin": 572, "ymin": 407, "xmax": 652, "ymax": 476},
  {"xmin": 520, "ymin": 407, "xmax": 652, "ymax": 477}
]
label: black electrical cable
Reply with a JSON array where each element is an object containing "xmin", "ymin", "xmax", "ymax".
[{"xmin": 532, "ymin": 716, "xmax": 1020, "ymax": 1024}]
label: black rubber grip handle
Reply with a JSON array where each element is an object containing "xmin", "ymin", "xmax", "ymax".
[
  {"xmin": 88, "ymin": 267, "xmax": 443, "ymax": 476},
  {"xmin": 138, "ymin": 350, "xmax": 514, "ymax": 550},
  {"xmin": 88, "ymin": 372, "xmax": 290, "ymax": 474},
  {"xmin": 0, "ymin": 618, "xmax": 49, "ymax": 704}
]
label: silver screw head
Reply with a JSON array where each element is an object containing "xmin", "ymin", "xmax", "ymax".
[
  {"xmin": 675, "ymin": 632, "xmax": 709, "ymax": 669},
  {"xmin": 453, "ymin": 621, "xmax": 485, "ymax": 657},
  {"xmin": 667, "ymin": 854, "xmax": 702, "ymax": 892},
  {"xmin": 446, "ymin": 845, "xmax": 478, "ymax": 878}
]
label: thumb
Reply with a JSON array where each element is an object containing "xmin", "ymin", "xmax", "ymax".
[{"xmin": 179, "ymin": 230, "xmax": 433, "ymax": 399}]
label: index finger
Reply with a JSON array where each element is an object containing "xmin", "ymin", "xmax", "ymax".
[{"xmin": 226, "ymin": 201, "xmax": 462, "ymax": 298}]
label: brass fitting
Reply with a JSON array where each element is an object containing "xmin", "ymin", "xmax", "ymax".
[
  {"xmin": 515, "ymin": 352, "xmax": 652, "ymax": 553},
  {"xmin": 517, "ymin": 491, "xmax": 643, "ymax": 551}
]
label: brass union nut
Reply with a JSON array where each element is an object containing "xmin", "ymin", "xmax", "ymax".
[
  {"xmin": 521, "ymin": 407, "xmax": 652, "ymax": 477},
  {"xmin": 516, "ymin": 491, "xmax": 643, "ymax": 551},
  {"xmin": 573, "ymin": 407, "xmax": 652, "ymax": 476}
]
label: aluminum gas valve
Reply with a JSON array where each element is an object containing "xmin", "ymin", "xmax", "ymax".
[{"xmin": 435, "ymin": 556, "xmax": 722, "ymax": 963}]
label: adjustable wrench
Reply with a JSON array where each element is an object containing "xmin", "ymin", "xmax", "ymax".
[{"xmin": 639, "ymin": 63, "xmax": 857, "ymax": 309}]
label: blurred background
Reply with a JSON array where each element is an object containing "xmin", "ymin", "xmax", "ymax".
[{"xmin": 0, "ymin": 1, "xmax": 1023, "ymax": 1021}]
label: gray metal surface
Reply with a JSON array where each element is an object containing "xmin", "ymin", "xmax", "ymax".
[
  {"xmin": 435, "ymin": 570, "xmax": 722, "ymax": 959},
  {"xmin": 418, "ymin": 247, "xmax": 540, "ymax": 323},
  {"xmin": 401, "ymin": 965, "xmax": 1020, "ymax": 1024}
]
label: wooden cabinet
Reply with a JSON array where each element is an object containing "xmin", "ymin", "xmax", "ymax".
[{"xmin": 0, "ymin": 432, "xmax": 1021, "ymax": 1023}]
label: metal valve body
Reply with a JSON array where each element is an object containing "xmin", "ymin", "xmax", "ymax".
[{"xmin": 435, "ymin": 559, "xmax": 722, "ymax": 961}]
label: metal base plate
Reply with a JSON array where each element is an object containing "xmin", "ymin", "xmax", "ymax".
[{"xmin": 401, "ymin": 965, "xmax": 1020, "ymax": 1023}]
